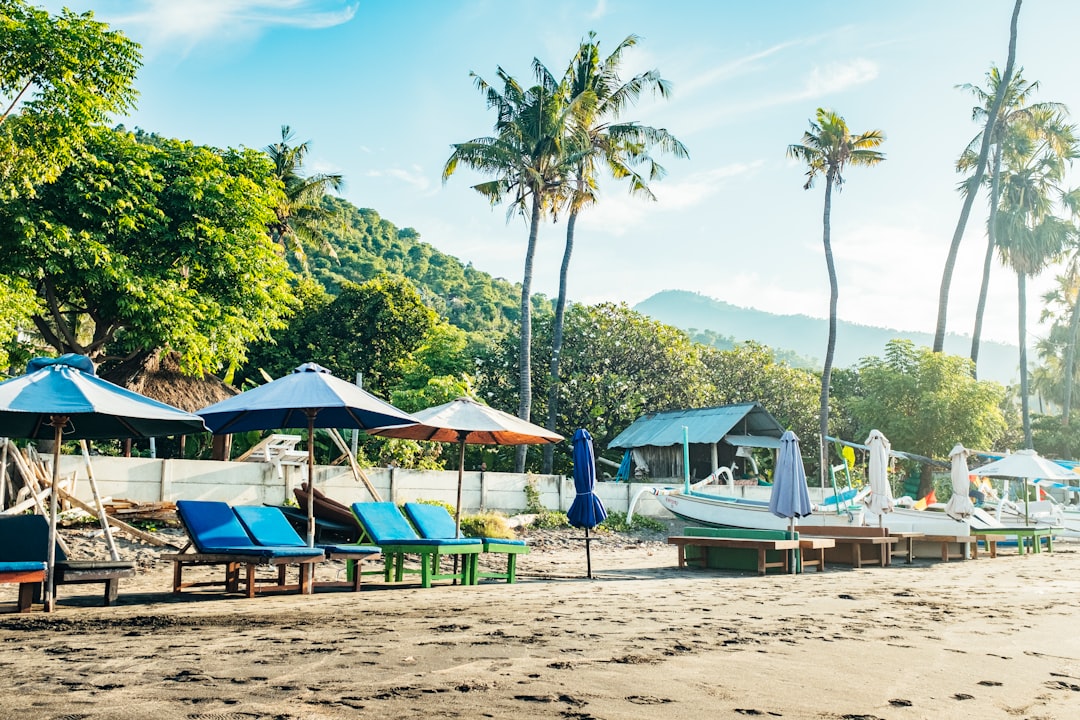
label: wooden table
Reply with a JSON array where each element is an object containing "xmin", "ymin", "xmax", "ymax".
[{"xmin": 970, "ymin": 526, "xmax": 1055, "ymax": 555}]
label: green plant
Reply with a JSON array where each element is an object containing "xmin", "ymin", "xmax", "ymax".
[
  {"xmin": 532, "ymin": 510, "xmax": 570, "ymax": 529},
  {"xmin": 460, "ymin": 512, "xmax": 515, "ymax": 539},
  {"xmin": 599, "ymin": 510, "xmax": 664, "ymax": 533},
  {"xmin": 523, "ymin": 479, "xmax": 544, "ymax": 514}
]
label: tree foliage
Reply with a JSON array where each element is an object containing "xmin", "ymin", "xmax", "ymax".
[
  {"xmin": 0, "ymin": 126, "xmax": 295, "ymax": 374},
  {"xmin": 0, "ymin": 1, "xmax": 140, "ymax": 199}
]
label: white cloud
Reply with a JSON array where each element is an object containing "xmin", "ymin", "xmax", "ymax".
[
  {"xmin": 367, "ymin": 166, "xmax": 432, "ymax": 193},
  {"xmin": 588, "ymin": 0, "xmax": 608, "ymax": 20},
  {"xmin": 107, "ymin": 0, "xmax": 357, "ymax": 51},
  {"xmin": 803, "ymin": 59, "xmax": 879, "ymax": 97}
]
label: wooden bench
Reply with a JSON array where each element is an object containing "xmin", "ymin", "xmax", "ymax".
[
  {"xmin": 797, "ymin": 537, "xmax": 836, "ymax": 572},
  {"xmin": 887, "ymin": 531, "xmax": 924, "ymax": 564},
  {"xmin": 914, "ymin": 535, "xmax": 974, "ymax": 561},
  {"xmin": 668, "ymin": 535, "xmax": 800, "ymax": 575},
  {"xmin": 972, "ymin": 534, "xmax": 1000, "ymax": 558},
  {"xmin": 798, "ymin": 526, "xmax": 898, "ymax": 568}
]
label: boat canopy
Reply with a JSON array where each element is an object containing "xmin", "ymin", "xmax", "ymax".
[{"xmin": 724, "ymin": 434, "xmax": 782, "ymax": 450}]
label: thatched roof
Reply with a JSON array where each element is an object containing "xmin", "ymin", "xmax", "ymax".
[{"xmin": 101, "ymin": 351, "xmax": 238, "ymax": 413}]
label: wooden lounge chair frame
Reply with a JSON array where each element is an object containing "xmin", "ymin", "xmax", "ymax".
[{"xmin": 0, "ymin": 561, "xmax": 47, "ymax": 612}]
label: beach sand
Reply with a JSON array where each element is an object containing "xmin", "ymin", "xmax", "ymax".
[{"xmin": 1, "ymin": 528, "xmax": 1079, "ymax": 720}]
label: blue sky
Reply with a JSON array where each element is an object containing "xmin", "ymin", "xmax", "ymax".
[{"xmin": 39, "ymin": 0, "xmax": 1080, "ymax": 347}]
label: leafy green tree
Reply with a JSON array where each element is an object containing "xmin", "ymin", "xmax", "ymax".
[
  {"xmin": 0, "ymin": 126, "xmax": 295, "ymax": 374},
  {"xmin": 787, "ymin": 108, "xmax": 885, "ymax": 485},
  {"xmin": 389, "ymin": 322, "xmax": 477, "ymax": 412},
  {"xmin": 934, "ymin": 0, "xmax": 1022, "ymax": 352},
  {"xmin": 0, "ymin": 276, "xmax": 34, "ymax": 372},
  {"xmin": 957, "ymin": 66, "xmax": 1062, "ymax": 373},
  {"xmin": 994, "ymin": 106, "xmax": 1078, "ymax": 446},
  {"xmin": 0, "ymin": 1, "xmax": 140, "ymax": 199},
  {"xmin": 444, "ymin": 66, "xmax": 583, "ymax": 471},
  {"xmin": 263, "ymin": 125, "xmax": 344, "ymax": 267},
  {"xmin": 542, "ymin": 32, "xmax": 687, "ymax": 473},
  {"xmin": 699, "ymin": 341, "xmax": 820, "ymax": 462},
  {"xmin": 849, "ymin": 340, "xmax": 1008, "ymax": 497}
]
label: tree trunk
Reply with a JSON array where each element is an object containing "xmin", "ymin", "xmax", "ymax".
[
  {"xmin": 933, "ymin": 0, "xmax": 1021, "ymax": 352},
  {"xmin": 515, "ymin": 195, "xmax": 543, "ymax": 473},
  {"xmin": 1063, "ymin": 290, "xmax": 1080, "ymax": 423},
  {"xmin": 543, "ymin": 208, "xmax": 578, "ymax": 474},
  {"xmin": 971, "ymin": 148, "xmax": 1005, "ymax": 376},
  {"xmin": 1018, "ymin": 271, "xmax": 1033, "ymax": 448},
  {"xmin": 819, "ymin": 176, "xmax": 838, "ymax": 489}
]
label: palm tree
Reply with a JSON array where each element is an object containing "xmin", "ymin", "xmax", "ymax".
[
  {"xmin": 444, "ymin": 67, "xmax": 583, "ymax": 471},
  {"xmin": 994, "ymin": 107, "xmax": 1078, "ymax": 447},
  {"xmin": 541, "ymin": 33, "xmax": 688, "ymax": 473},
  {"xmin": 264, "ymin": 125, "xmax": 345, "ymax": 268},
  {"xmin": 1039, "ymin": 192, "xmax": 1080, "ymax": 422},
  {"xmin": 787, "ymin": 109, "xmax": 885, "ymax": 486},
  {"xmin": 933, "ymin": 0, "xmax": 1022, "ymax": 353},
  {"xmin": 957, "ymin": 67, "xmax": 1063, "ymax": 375}
]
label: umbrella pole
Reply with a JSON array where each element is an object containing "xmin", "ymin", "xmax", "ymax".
[
  {"xmin": 45, "ymin": 417, "xmax": 66, "ymax": 613},
  {"xmin": 453, "ymin": 438, "xmax": 465, "ymax": 583},
  {"xmin": 306, "ymin": 411, "xmax": 317, "ymax": 549},
  {"xmin": 585, "ymin": 526, "xmax": 592, "ymax": 579}
]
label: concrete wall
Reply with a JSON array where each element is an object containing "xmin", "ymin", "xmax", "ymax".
[{"xmin": 45, "ymin": 456, "xmax": 836, "ymax": 519}]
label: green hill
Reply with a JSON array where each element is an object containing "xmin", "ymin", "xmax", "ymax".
[{"xmin": 634, "ymin": 290, "xmax": 1019, "ymax": 385}]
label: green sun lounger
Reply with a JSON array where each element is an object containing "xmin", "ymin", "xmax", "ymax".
[
  {"xmin": 351, "ymin": 502, "xmax": 482, "ymax": 587},
  {"xmin": 402, "ymin": 502, "xmax": 528, "ymax": 583}
]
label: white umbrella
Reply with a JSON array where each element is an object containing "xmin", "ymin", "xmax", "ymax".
[
  {"xmin": 864, "ymin": 429, "xmax": 894, "ymax": 525},
  {"xmin": 945, "ymin": 443, "xmax": 976, "ymax": 519},
  {"xmin": 971, "ymin": 449, "xmax": 1076, "ymax": 525}
]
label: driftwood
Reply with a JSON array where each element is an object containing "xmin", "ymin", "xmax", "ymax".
[{"xmin": 328, "ymin": 428, "xmax": 381, "ymax": 501}]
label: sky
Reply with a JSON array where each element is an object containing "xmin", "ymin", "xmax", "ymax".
[{"xmin": 37, "ymin": 0, "xmax": 1080, "ymax": 347}]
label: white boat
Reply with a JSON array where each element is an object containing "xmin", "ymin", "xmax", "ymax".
[{"xmin": 630, "ymin": 467, "xmax": 985, "ymax": 536}]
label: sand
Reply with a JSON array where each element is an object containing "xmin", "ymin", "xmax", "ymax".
[{"xmin": 1, "ymin": 529, "xmax": 1080, "ymax": 720}]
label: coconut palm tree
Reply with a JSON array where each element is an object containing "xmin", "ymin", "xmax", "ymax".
[
  {"xmin": 542, "ymin": 33, "xmax": 688, "ymax": 473},
  {"xmin": 957, "ymin": 67, "xmax": 1064, "ymax": 375},
  {"xmin": 264, "ymin": 125, "xmax": 345, "ymax": 268},
  {"xmin": 933, "ymin": 0, "xmax": 1022, "ymax": 353},
  {"xmin": 994, "ymin": 107, "xmax": 1078, "ymax": 447},
  {"xmin": 787, "ymin": 109, "xmax": 885, "ymax": 486},
  {"xmin": 1038, "ymin": 194, "xmax": 1080, "ymax": 422},
  {"xmin": 444, "ymin": 67, "xmax": 584, "ymax": 471}
]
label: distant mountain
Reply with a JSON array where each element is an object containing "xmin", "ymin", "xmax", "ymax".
[{"xmin": 634, "ymin": 290, "xmax": 1020, "ymax": 385}]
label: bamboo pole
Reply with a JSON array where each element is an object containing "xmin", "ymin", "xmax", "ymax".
[
  {"xmin": 8, "ymin": 446, "xmax": 70, "ymax": 555},
  {"xmin": 328, "ymin": 427, "xmax": 381, "ymax": 501},
  {"xmin": 80, "ymin": 440, "xmax": 120, "ymax": 561}
]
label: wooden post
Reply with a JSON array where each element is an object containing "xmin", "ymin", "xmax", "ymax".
[
  {"xmin": 159, "ymin": 458, "xmax": 170, "ymax": 502},
  {"xmin": 80, "ymin": 440, "xmax": 120, "ymax": 561}
]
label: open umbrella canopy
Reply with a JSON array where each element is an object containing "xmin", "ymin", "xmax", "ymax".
[
  {"xmin": 0, "ymin": 354, "xmax": 209, "ymax": 439},
  {"xmin": 769, "ymin": 430, "xmax": 813, "ymax": 521},
  {"xmin": 945, "ymin": 443, "xmax": 976, "ymax": 519},
  {"xmin": 864, "ymin": 429, "xmax": 894, "ymax": 520},
  {"xmin": 567, "ymin": 428, "xmax": 606, "ymax": 530},
  {"xmin": 369, "ymin": 396, "xmax": 562, "ymax": 446},
  {"xmin": 970, "ymin": 449, "xmax": 1078, "ymax": 482},
  {"xmin": 196, "ymin": 362, "xmax": 416, "ymax": 434},
  {"xmin": 0, "ymin": 354, "xmax": 208, "ymax": 611}
]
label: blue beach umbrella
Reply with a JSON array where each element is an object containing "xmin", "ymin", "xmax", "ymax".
[
  {"xmin": 0, "ymin": 354, "xmax": 208, "ymax": 610},
  {"xmin": 567, "ymin": 428, "xmax": 607, "ymax": 578},
  {"xmin": 769, "ymin": 430, "xmax": 813, "ymax": 531},
  {"xmin": 198, "ymin": 362, "xmax": 417, "ymax": 547}
]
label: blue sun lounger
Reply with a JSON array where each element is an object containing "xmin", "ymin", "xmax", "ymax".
[
  {"xmin": 351, "ymin": 502, "xmax": 482, "ymax": 587},
  {"xmin": 167, "ymin": 500, "xmax": 325, "ymax": 597},
  {"xmin": 233, "ymin": 505, "xmax": 382, "ymax": 591},
  {"xmin": 0, "ymin": 514, "xmax": 134, "ymax": 609},
  {"xmin": 403, "ymin": 502, "xmax": 529, "ymax": 583}
]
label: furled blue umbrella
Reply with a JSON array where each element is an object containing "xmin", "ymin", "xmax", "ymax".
[
  {"xmin": 568, "ymin": 428, "xmax": 607, "ymax": 579},
  {"xmin": 769, "ymin": 430, "xmax": 813, "ymax": 536},
  {"xmin": 197, "ymin": 363, "xmax": 417, "ymax": 549},
  {"xmin": 0, "ymin": 354, "xmax": 208, "ymax": 611}
]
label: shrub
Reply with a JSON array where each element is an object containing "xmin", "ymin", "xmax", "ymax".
[
  {"xmin": 523, "ymin": 480, "xmax": 544, "ymax": 514},
  {"xmin": 533, "ymin": 510, "xmax": 570, "ymax": 529},
  {"xmin": 461, "ymin": 512, "xmax": 515, "ymax": 539},
  {"xmin": 600, "ymin": 510, "xmax": 664, "ymax": 533}
]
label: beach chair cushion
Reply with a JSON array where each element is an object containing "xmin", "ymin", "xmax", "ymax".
[
  {"xmin": 176, "ymin": 500, "xmax": 325, "ymax": 558},
  {"xmin": 233, "ymin": 505, "xmax": 380, "ymax": 557},
  {"xmin": 352, "ymin": 502, "xmax": 481, "ymax": 547},
  {"xmin": 403, "ymin": 502, "xmax": 527, "ymax": 547}
]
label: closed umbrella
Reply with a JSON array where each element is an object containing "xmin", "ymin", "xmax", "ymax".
[
  {"xmin": 971, "ymin": 449, "xmax": 1077, "ymax": 525},
  {"xmin": 0, "ymin": 354, "xmax": 207, "ymax": 611},
  {"xmin": 368, "ymin": 397, "xmax": 562, "ymax": 536},
  {"xmin": 567, "ymin": 428, "xmax": 606, "ymax": 579},
  {"xmin": 197, "ymin": 363, "xmax": 417, "ymax": 549},
  {"xmin": 864, "ymin": 429, "xmax": 894, "ymax": 526},
  {"xmin": 945, "ymin": 443, "xmax": 976, "ymax": 519},
  {"xmin": 769, "ymin": 430, "xmax": 813, "ymax": 529}
]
